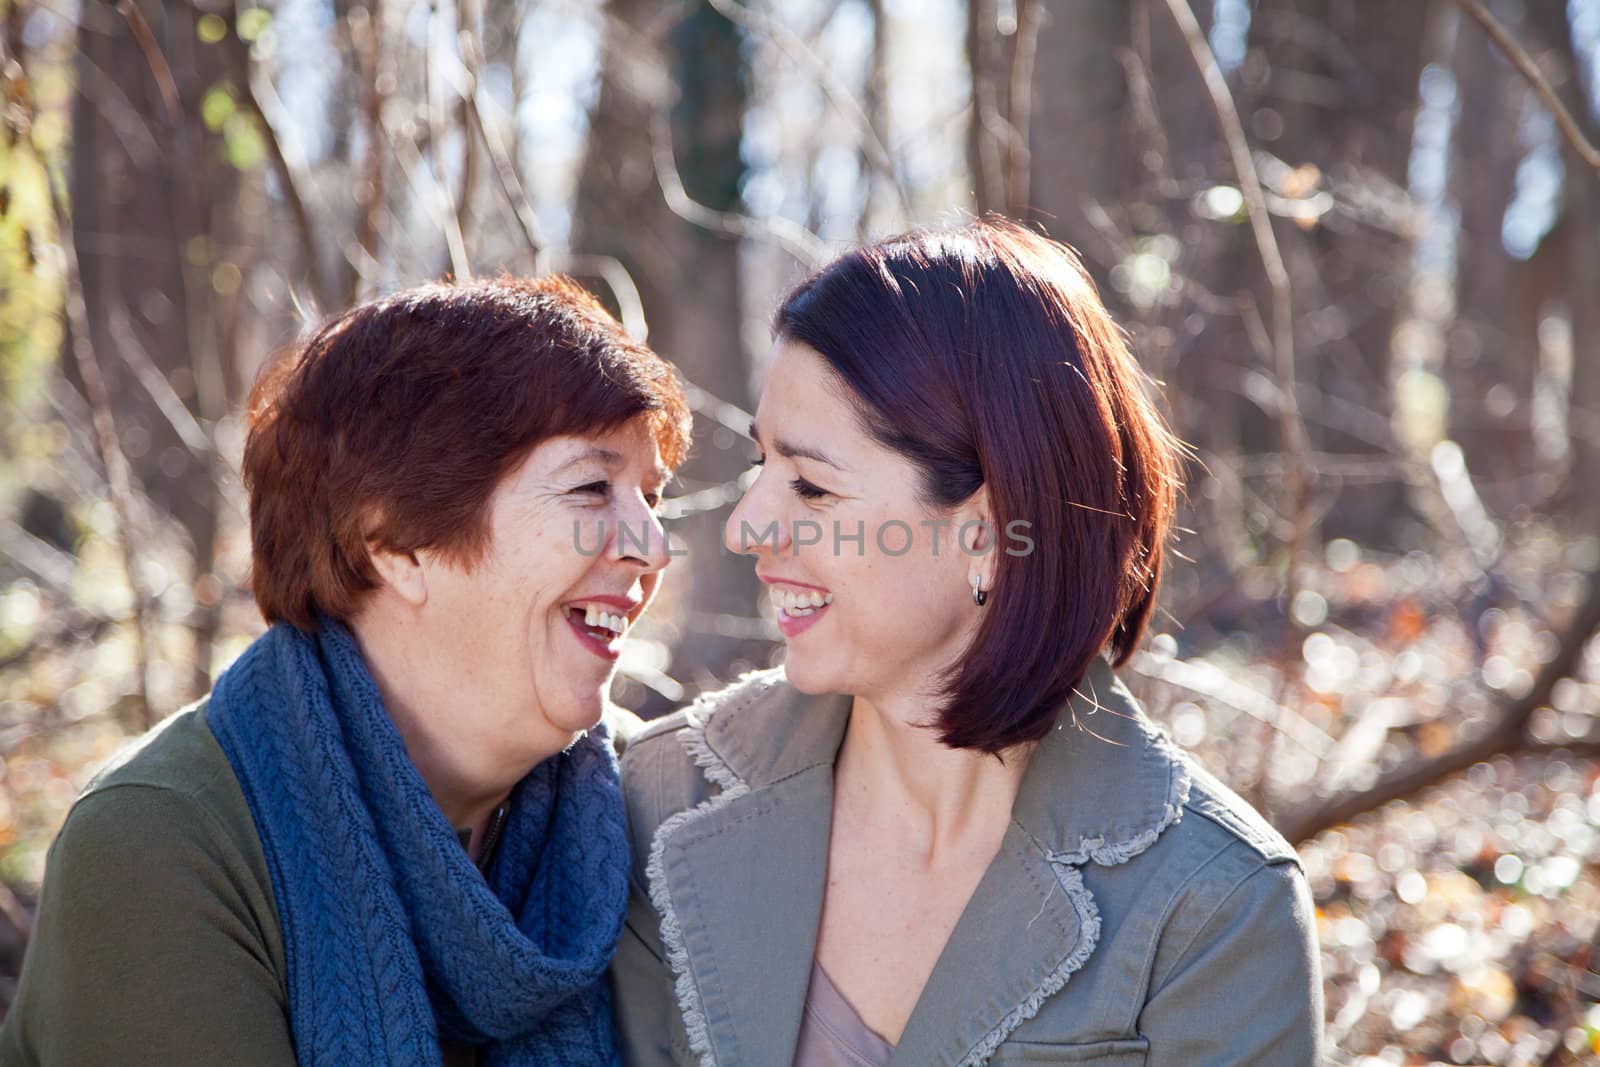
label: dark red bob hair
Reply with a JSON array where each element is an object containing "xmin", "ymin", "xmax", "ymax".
[
  {"xmin": 244, "ymin": 275, "xmax": 691, "ymax": 631},
  {"xmin": 775, "ymin": 218, "xmax": 1181, "ymax": 753}
]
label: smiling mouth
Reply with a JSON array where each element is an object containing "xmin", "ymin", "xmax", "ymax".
[
  {"xmin": 770, "ymin": 586, "xmax": 833, "ymax": 617},
  {"xmin": 565, "ymin": 604, "xmax": 628, "ymax": 642},
  {"xmin": 563, "ymin": 603, "xmax": 635, "ymax": 662}
]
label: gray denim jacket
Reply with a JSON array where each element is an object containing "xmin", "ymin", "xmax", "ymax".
[{"xmin": 608, "ymin": 658, "xmax": 1325, "ymax": 1066}]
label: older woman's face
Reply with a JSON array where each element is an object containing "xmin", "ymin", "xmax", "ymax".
[
  {"xmin": 413, "ymin": 418, "xmax": 670, "ymax": 759},
  {"xmin": 727, "ymin": 340, "xmax": 989, "ymax": 706}
]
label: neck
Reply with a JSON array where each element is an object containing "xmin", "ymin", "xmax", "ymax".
[
  {"xmin": 348, "ymin": 609, "xmax": 569, "ymax": 856},
  {"xmin": 837, "ymin": 688, "xmax": 1033, "ymax": 860}
]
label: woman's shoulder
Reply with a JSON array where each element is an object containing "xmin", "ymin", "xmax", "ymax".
[
  {"xmin": 617, "ymin": 668, "xmax": 802, "ymax": 832},
  {"xmin": 47, "ymin": 699, "xmax": 280, "ymax": 940},
  {"xmin": 1090, "ymin": 734, "xmax": 1304, "ymax": 925},
  {"xmin": 73, "ymin": 699, "xmax": 265, "ymax": 865},
  {"xmin": 5, "ymin": 700, "xmax": 294, "ymax": 1064},
  {"xmin": 1174, "ymin": 757, "xmax": 1300, "ymax": 866},
  {"xmin": 1139, "ymin": 755, "xmax": 1309, "ymax": 945}
]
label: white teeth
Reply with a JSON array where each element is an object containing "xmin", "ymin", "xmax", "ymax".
[
  {"xmin": 576, "ymin": 604, "xmax": 627, "ymax": 636},
  {"xmin": 771, "ymin": 587, "xmax": 832, "ymax": 615}
]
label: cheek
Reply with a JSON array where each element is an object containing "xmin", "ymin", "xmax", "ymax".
[{"xmin": 843, "ymin": 553, "xmax": 966, "ymax": 643}]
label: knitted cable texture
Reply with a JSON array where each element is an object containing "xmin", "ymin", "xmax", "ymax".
[{"xmin": 207, "ymin": 619, "xmax": 628, "ymax": 1066}]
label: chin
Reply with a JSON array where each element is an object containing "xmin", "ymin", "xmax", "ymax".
[
  {"xmin": 780, "ymin": 653, "xmax": 839, "ymax": 696},
  {"xmin": 547, "ymin": 690, "xmax": 607, "ymax": 736}
]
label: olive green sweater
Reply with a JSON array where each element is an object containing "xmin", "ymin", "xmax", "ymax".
[
  {"xmin": 0, "ymin": 703, "xmax": 303, "ymax": 1066},
  {"xmin": 0, "ymin": 699, "xmax": 636, "ymax": 1067}
]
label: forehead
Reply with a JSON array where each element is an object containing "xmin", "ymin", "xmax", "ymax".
[
  {"xmin": 757, "ymin": 340, "xmax": 920, "ymax": 479},
  {"xmin": 523, "ymin": 422, "xmax": 668, "ymax": 480},
  {"xmin": 758, "ymin": 339, "xmax": 855, "ymax": 424}
]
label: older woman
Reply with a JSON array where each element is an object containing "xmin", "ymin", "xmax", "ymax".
[
  {"xmin": 610, "ymin": 220, "xmax": 1324, "ymax": 1065},
  {"xmin": 1, "ymin": 277, "xmax": 690, "ymax": 1066}
]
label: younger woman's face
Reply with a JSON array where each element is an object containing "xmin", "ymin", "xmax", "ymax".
[{"xmin": 726, "ymin": 340, "xmax": 991, "ymax": 705}]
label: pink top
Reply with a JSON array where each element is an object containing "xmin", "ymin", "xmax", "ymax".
[{"xmin": 792, "ymin": 960, "xmax": 895, "ymax": 1067}]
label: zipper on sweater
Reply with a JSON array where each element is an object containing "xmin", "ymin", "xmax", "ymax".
[{"xmin": 476, "ymin": 802, "xmax": 510, "ymax": 874}]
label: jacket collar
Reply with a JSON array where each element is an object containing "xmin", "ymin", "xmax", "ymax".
[
  {"xmin": 649, "ymin": 656, "xmax": 1191, "ymax": 1066},
  {"xmin": 697, "ymin": 655, "xmax": 1189, "ymax": 859}
]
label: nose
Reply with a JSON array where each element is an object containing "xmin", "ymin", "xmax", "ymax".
[
  {"xmin": 614, "ymin": 496, "xmax": 672, "ymax": 573},
  {"xmin": 724, "ymin": 476, "xmax": 790, "ymax": 557}
]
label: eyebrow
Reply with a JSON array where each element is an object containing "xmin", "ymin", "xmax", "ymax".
[
  {"xmin": 749, "ymin": 420, "xmax": 848, "ymax": 471},
  {"xmin": 553, "ymin": 448, "xmax": 671, "ymax": 484},
  {"xmin": 553, "ymin": 448, "xmax": 621, "ymax": 476}
]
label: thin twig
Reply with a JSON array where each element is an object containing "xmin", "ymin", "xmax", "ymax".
[
  {"xmin": 457, "ymin": 30, "xmax": 542, "ymax": 262},
  {"xmin": 351, "ymin": 0, "xmax": 388, "ymax": 303},
  {"xmin": 115, "ymin": 1, "xmax": 179, "ymax": 124},
  {"xmin": 1162, "ymin": 0, "xmax": 1309, "ymax": 581},
  {"xmin": 1003, "ymin": 0, "xmax": 1041, "ymax": 216},
  {"xmin": 1163, "ymin": 0, "xmax": 1313, "ymax": 814},
  {"xmin": 1127, "ymin": 651, "xmax": 1336, "ymax": 757},
  {"xmin": 650, "ymin": 112, "xmax": 831, "ymax": 267},
  {"xmin": 966, "ymin": 0, "xmax": 1006, "ymax": 213},
  {"xmin": 107, "ymin": 305, "xmax": 213, "ymax": 456},
  {"xmin": 384, "ymin": 111, "xmax": 474, "ymax": 282},
  {"xmin": 453, "ymin": 0, "xmax": 481, "ymax": 248},
  {"xmin": 217, "ymin": 0, "xmax": 335, "ymax": 309},
  {"xmin": 45, "ymin": 174, "xmax": 155, "ymax": 728},
  {"xmin": 706, "ymin": 0, "xmax": 911, "ymax": 221},
  {"xmin": 456, "ymin": 31, "xmax": 648, "ymax": 339},
  {"xmin": 1453, "ymin": 0, "xmax": 1600, "ymax": 174},
  {"xmin": 558, "ymin": 254, "xmax": 652, "ymax": 341}
]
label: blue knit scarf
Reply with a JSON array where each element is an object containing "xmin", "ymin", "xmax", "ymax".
[{"xmin": 207, "ymin": 619, "xmax": 628, "ymax": 1066}]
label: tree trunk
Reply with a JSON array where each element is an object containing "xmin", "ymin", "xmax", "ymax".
[
  {"xmin": 1244, "ymin": 0, "xmax": 1431, "ymax": 547},
  {"xmin": 572, "ymin": 0, "xmax": 762, "ymax": 711},
  {"xmin": 70, "ymin": 0, "xmax": 255, "ymax": 700},
  {"xmin": 1023, "ymin": 0, "xmax": 1141, "ymax": 274},
  {"xmin": 1519, "ymin": 0, "xmax": 1600, "ymax": 528}
]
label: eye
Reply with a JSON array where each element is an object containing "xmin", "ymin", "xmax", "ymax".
[
  {"xmin": 573, "ymin": 480, "xmax": 609, "ymax": 497},
  {"xmin": 750, "ymin": 454, "xmax": 766, "ymax": 467},
  {"xmin": 791, "ymin": 477, "xmax": 829, "ymax": 500},
  {"xmin": 644, "ymin": 491, "xmax": 662, "ymax": 509}
]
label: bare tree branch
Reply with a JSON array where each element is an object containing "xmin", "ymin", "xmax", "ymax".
[
  {"xmin": 457, "ymin": 30, "xmax": 542, "ymax": 263},
  {"xmin": 706, "ymin": 0, "xmax": 911, "ymax": 223},
  {"xmin": 1277, "ymin": 569, "xmax": 1600, "ymax": 843},
  {"xmin": 1128, "ymin": 650, "xmax": 1337, "ymax": 757},
  {"xmin": 453, "ymin": 0, "xmax": 482, "ymax": 248},
  {"xmin": 351, "ymin": 0, "xmax": 389, "ymax": 303},
  {"xmin": 650, "ymin": 112, "xmax": 831, "ymax": 267},
  {"xmin": 115, "ymin": 0, "xmax": 179, "ymax": 123},
  {"xmin": 1163, "ymin": 0, "xmax": 1315, "ymax": 812},
  {"xmin": 107, "ymin": 305, "xmax": 213, "ymax": 457},
  {"xmin": 1003, "ymin": 0, "xmax": 1041, "ymax": 216},
  {"xmin": 1453, "ymin": 0, "xmax": 1600, "ymax": 174},
  {"xmin": 216, "ymin": 0, "xmax": 336, "ymax": 310},
  {"xmin": 1162, "ymin": 0, "xmax": 1311, "ymax": 595},
  {"xmin": 966, "ymin": 0, "xmax": 1007, "ymax": 213},
  {"xmin": 44, "ymin": 173, "xmax": 155, "ymax": 728},
  {"xmin": 455, "ymin": 30, "xmax": 649, "ymax": 340},
  {"xmin": 383, "ymin": 109, "xmax": 474, "ymax": 282}
]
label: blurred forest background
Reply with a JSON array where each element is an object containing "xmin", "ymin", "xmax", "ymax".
[{"xmin": 0, "ymin": 0, "xmax": 1598, "ymax": 1061}]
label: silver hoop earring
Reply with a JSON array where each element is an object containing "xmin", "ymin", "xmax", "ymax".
[{"xmin": 972, "ymin": 574, "xmax": 987, "ymax": 607}]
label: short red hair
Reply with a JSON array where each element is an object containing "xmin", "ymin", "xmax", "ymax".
[{"xmin": 243, "ymin": 276, "xmax": 691, "ymax": 631}]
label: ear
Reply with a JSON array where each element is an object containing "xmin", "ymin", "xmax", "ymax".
[
  {"xmin": 956, "ymin": 486, "xmax": 998, "ymax": 590},
  {"xmin": 368, "ymin": 541, "xmax": 429, "ymax": 608}
]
